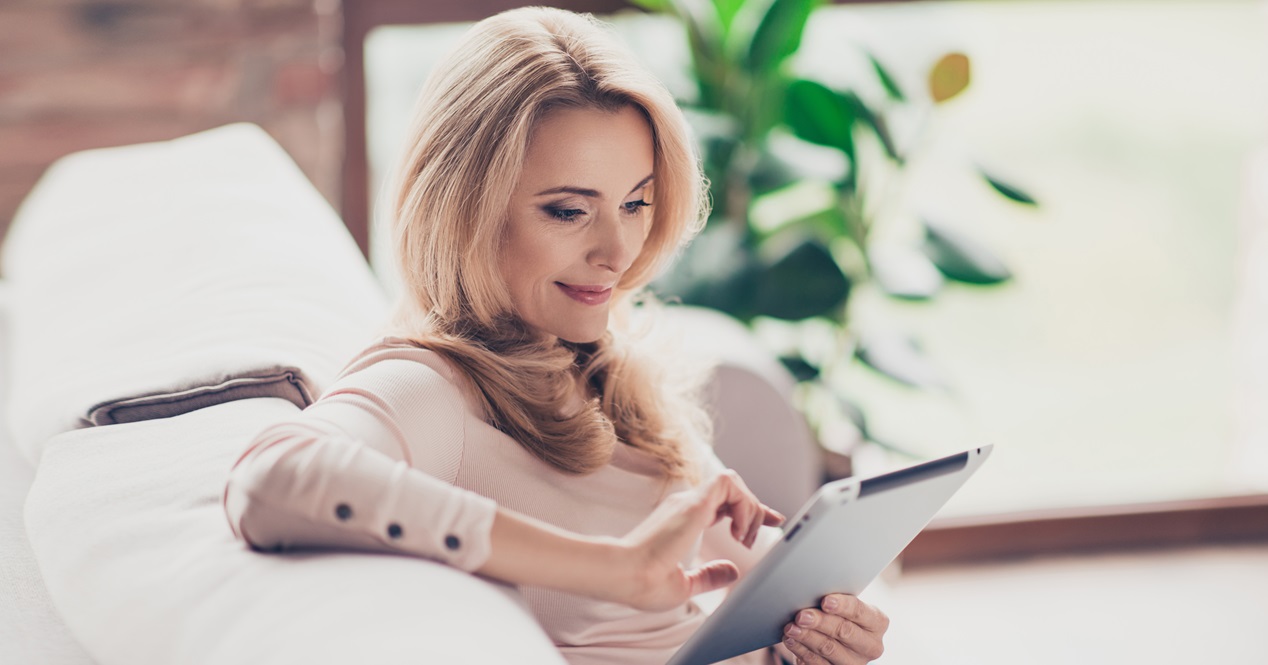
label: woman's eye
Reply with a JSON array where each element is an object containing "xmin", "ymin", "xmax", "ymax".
[
  {"xmin": 622, "ymin": 200, "xmax": 652, "ymax": 215},
  {"xmin": 545, "ymin": 206, "xmax": 586, "ymax": 222}
]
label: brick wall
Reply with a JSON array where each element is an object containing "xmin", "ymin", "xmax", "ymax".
[{"xmin": 0, "ymin": 0, "xmax": 344, "ymax": 254}]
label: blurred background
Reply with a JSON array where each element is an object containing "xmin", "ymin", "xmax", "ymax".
[{"xmin": 3, "ymin": 0, "xmax": 1267, "ymax": 662}]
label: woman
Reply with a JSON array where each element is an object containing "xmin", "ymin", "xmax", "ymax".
[{"xmin": 223, "ymin": 6, "xmax": 888, "ymax": 664}]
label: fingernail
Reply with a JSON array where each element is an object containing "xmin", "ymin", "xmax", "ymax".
[
  {"xmin": 823, "ymin": 596, "xmax": 839, "ymax": 611},
  {"xmin": 786, "ymin": 625, "xmax": 803, "ymax": 637},
  {"xmin": 784, "ymin": 637, "xmax": 798, "ymax": 649},
  {"xmin": 797, "ymin": 610, "xmax": 815, "ymax": 626}
]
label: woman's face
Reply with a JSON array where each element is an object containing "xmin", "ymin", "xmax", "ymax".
[{"xmin": 501, "ymin": 104, "xmax": 655, "ymax": 343}]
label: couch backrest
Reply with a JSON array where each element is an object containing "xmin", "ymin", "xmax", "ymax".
[{"xmin": 1, "ymin": 123, "xmax": 389, "ymax": 464}]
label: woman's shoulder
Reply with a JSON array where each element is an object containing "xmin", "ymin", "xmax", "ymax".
[
  {"xmin": 340, "ymin": 335, "xmax": 458, "ymax": 380},
  {"xmin": 334, "ymin": 335, "xmax": 486, "ymax": 416}
]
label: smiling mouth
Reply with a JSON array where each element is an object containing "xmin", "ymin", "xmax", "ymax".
[{"xmin": 556, "ymin": 282, "xmax": 613, "ymax": 306}]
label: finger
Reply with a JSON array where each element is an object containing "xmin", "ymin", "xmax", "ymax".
[
  {"xmin": 763, "ymin": 505, "xmax": 786, "ymax": 526},
  {"xmin": 780, "ymin": 633, "xmax": 834, "ymax": 665},
  {"xmin": 821, "ymin": 594, "xmax": 890, "ymax": 634},
  {"xmin": 785, "ymin": 620, "xmax": 870, "ymax": 665},
  {"xmin": 735, "ymin": 486, "xmax": 765, "ymax": 548},
  {"xmin": 744, "ymin": 516, "xmax": 758, "ymax": 549},
  {"xmin": 730, "ymin": 499, "xmax": 754, "ymax": 545},
  {"xmin": 708, "ymin": 472, "xmax": 756, "ymax": 545},
  {"xmin": 683, "ymin": 560, "xmax": 739, "ymax": 597},
  {"xmin": 721, "ymin": 473, "xmax": 759, "ymax": 545},
  {"xmin": 772, "ymin": 638, "xmax": 797, "ymax": 665},
  {"xmin": 699, "ymin": 476, "xmax": 740, "ymax": 527},
  {"xmin": 722, "ymin": 471, "xmax": 762, "ymax": 547},
  {"xmin": 720, "ymin": 469, "xmax": 745, "ymax": 543},
  {"xmin": 793, "ymin": 609, "xmax": 884, "ymax": 661}
]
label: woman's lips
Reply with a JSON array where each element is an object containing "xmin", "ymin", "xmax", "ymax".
[{"xmin": 556, "ymin": 282, "xmax": 612, "ymax": 306}]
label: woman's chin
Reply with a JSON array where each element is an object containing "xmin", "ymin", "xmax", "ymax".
[
  {"xmin": 550, "ymin": 318, "xmax": 608, "ymax": 344},
  {"xmin": 556, "ymin": 329, "xmax": 605, "ymax": 344}
]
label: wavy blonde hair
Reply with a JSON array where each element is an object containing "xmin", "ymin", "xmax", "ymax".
[{"xmin": 385, "ymin": 7, "xmax": 711, "ymax": 481}]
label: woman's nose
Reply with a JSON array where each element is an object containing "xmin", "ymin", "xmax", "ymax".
[{"xmin": 588, "ymin": 211, "xmax": 642, "ymax": 274}]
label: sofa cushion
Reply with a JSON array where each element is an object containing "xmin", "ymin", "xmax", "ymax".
[
  {"xmin": 1, "ymin": 123, "xmax": 389, "ymax": 464},
  {"xmin": 24, "ymin": 397, "xmax": 565, "ymax": 665}
]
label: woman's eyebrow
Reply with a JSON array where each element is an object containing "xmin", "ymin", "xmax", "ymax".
[
  {"xmin": 535, "ymin": 185, "xmax": 600, "ymax": 198},
  {"xmin": 534, "ymin": 174, "xmax": 655, "ymax": 198},
  {"xmin": 626, "ymin": 174, "xmax": 654, "ymax": 196}
]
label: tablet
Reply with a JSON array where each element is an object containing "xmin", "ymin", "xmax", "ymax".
[{"xmin": 667, "ymin": 444, "xmax": 993, "ymax": 665}]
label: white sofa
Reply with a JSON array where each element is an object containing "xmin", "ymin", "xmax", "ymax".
[{"xmin": 0, "ymin": 124, "xmax": 822, "ymax": 665}]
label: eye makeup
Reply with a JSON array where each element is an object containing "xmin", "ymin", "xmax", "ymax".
[{"xmin": 541, "ymin": 199, "xmax": 589, "ymax": 222}]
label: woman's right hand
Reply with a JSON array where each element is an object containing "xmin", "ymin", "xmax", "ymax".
[{"xmin": 613, "ymin": 470, "xmax": 784, "ymax": 612}]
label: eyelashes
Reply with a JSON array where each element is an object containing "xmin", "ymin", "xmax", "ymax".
[
  {"xmin": 623, "ymin": 200, "xmax": 652, "ymax": 214},
  {"xmin": 543, "ymin": 199, "xmax": 653, "ymax": 223},
  {"xmin": 545, "ymin": 206, "xmax": 586, "ymax": 222}
]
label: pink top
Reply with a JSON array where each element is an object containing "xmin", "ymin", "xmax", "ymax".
[{"xmin": 222, "ymin": 337, "xmax": 780, "ymax": 665}]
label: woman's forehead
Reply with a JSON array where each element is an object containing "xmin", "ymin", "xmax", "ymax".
[{"xmin": 520, "ymin": 105, "xmax": 655, "ymax": 197}]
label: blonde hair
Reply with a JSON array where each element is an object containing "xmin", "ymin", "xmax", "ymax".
[{"xmin": 385, "ymin": 7, "xmax": 711, "ymax": 480}]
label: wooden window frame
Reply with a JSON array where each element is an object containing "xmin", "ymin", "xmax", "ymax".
[{"xmin": 339, "ymin": 0, "xmax": 1268, "ymax": 567}]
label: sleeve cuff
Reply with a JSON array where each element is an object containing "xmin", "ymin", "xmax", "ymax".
[
  {"xmin": 439, "ymin": 489, "xmax": 497, "ymax": 572},
  {"xmin": 377, "ymin": 457, "xmax": 498, "ymax": 572}
]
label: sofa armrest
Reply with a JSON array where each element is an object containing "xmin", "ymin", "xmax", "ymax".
[{"xmin": 662, "ymin": 306, "xmax": 824, "ymax": 518}]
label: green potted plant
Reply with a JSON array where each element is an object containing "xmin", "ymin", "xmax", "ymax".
[{"xmin": 637, "ymin": 0, "xmax": 1039, "ymax": 473}]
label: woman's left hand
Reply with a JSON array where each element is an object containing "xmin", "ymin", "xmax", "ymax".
[{"xmin": 779, "ymin": 593, "xmax": 889, "ymax": 664}]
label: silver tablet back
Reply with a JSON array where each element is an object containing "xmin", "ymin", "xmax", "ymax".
[{"xmin": 668, "ymin": 445, "xmax": 993, "ymax": 665}]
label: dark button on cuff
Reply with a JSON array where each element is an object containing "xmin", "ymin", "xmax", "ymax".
[
  {"xmin": 387, "ymin": 523, "xmax": 403, "ymax": 539},
  {"xmin": 444, "ymin": 534, "xmax": 461, "ymax": 551},
  {"xmin": 335, "ymin": 503, "xmax": 353, "ymax": 521}
]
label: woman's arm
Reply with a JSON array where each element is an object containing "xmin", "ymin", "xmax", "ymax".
[
  {"xmin": 225, "ymin": 420, "xmax": 779, "ymax": 609},
  {"xmin": 224, "ymin": 344, "xmax": 781, "ymax": 608},
  {"xmin": 224, "ymin": 346, "xmax": 503, "ymax": 570},
  {"xmin": 480, "ymin": 470, "xmax": 782, "ymax": 611},
  {"xmin": 223, "ymin": 417, "xmax": 498, "ymax": 571}
]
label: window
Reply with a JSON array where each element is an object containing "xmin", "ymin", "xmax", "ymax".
[{"xmin": 351, "ymin": 0, "xmax": 1268, "ymax": 560}]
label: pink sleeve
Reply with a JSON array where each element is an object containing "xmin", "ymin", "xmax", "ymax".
[{"xmin": 221, "ymin": 346, "xmax": 497, "ymax": 572}]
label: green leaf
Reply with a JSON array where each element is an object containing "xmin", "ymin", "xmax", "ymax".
[
  {"xmin": 742, "ymin": 0, "xmax": 819, "ymax": 72},
  {"xmin": 748, "ymin": 179, "xmax": 837, "ymax": 235},
  {"xmin": 711, "ymin": 0, "xmax": 746, "ymax": 34},
  {"xmin": 784, "ymin": 78, "xmax": 857, "ymax": 157},
  {"xmin": 921, "ymin": 218, "xmax": 1012, "ymax": 284},
  {"xmin": 751, "ymin": 236, "xmax": 851, "ymax": 320},
  {"xmin": 626, "ymin": 0, "xmax": 672, "ymax": 11},
  {"xmin": 980, "ymin": 169, "xmax": 1039, "ymax": 206},
  {"xmin": 834, "ymin": 393, "xmax": 871, "ymax": 438},
  {"xmin": 853, "ymin": 99, "xmax": 901, "ymax": 162},
  {"xmin": 779, "ymin": 354, "xmax": 821, "ymax": 382},
  {"xmin": 833, "ymin": 393, "xmax": 921, "ymax": 457},
  {"xmin": 747, "ymin": 147, "xmax": 802, "ymax": 194},
  {"xmin": 673, "ymin": 0, "xmax": 727, "ymax": 109},
  {"xmin": 653, "ymin": 224, "xmax": 762, "ymax": 320},
  {"xmin": 748, "ymin": 133, "xmax": 850, "ymax": 194},
  {"xmin": 867, "ymin": 52, "xmax": 905, "ymax": 101},
  {"xmin": 854, "ymin": 332, "xmax": 944, "ymax": 389},
  {"xmin": 868, "ymin": 245, "xmax": 944, "ymax": 300}
]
